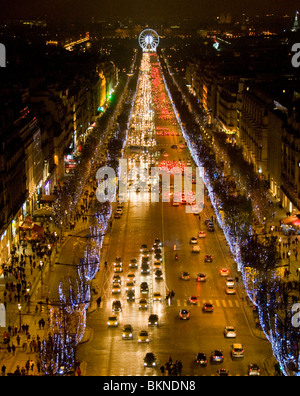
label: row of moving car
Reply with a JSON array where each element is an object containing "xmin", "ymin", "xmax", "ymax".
[{"xmin": 195, "ymin": 348, "xmax": 260, "ymax": 376}]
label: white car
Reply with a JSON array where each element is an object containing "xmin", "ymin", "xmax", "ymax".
[
  {"xmin": 224, "ymin": 326, "xmax": 237, "ymax": 338},
  {"xmin": 190, "ymin": 237, "xmax": 198, "ymax": 244},
  {"xmin": 231, "ymin": 344, "xmax": 244, "ymax": 359},
  {"xmin": 226, "ymin": 278, "xmax": 235, "ymax": 287},
  {"xmin": 226, "ymin": 286, "xmax": 236, "ymax": 295},
  {"xmin": 198, "ymin": 231, "xmax": 206, "ymax": 238}
]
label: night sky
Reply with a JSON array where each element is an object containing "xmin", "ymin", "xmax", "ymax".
[{"xmin": 0, "ymin": 0, "xmax": 298, "ymax": 22}]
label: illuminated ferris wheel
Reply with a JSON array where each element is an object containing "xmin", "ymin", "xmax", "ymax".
[{"xmin": 139, "ymin": 29, "xmax": 160, "ymax": 52}]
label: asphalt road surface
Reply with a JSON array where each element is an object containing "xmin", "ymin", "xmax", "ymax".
[{"xmin": 76, "ymin": 52, "xmax": 273, "ymax": 377}]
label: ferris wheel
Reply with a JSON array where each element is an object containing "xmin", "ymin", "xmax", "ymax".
[{"xmin": 139, "ymin": 29, "xmax": 160, "ymax": 52}]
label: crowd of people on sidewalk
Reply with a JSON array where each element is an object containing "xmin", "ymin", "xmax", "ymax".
[
  {"xmin": 0, "ymin": 223, "xmax": 60, "ymax": 375},
  {"xmin": 160, "ymin": 357, "xmax": 183, "ymax": 376}
]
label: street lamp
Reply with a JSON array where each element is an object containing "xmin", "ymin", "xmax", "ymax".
[
  {"xmin": 18, "ymin": 303, "xmax": 22, "ymax": 331},
  {"xmin": 39, "ymin": 261, "xmax": 44, "ymax": 298}
]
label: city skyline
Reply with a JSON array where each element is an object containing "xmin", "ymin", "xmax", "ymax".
[{"xmin": 0, "ymin": 0, "xmax": 298, "ymax": 23}]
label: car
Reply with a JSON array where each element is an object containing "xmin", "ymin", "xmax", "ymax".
[
  {"xmin": 179, "ymin": 309, "xmax": 190, "ymax": 320},
  {"xmin": 211, "ymin": 350, "xmax": 224, "ymax": 363},
  {"xmin": 142, "ymin": 249, "xmax": 150, "ymax": 258},
  {"xmin": 224, "ymin": 326, "xmax": 237, "ymax": 338},
  {"xmin": 226, "ymin": 285, "xmax": 236, "ymax": 295},
  {"xmin": 138, "ymin": 299, "xmax": 148, "ymax": 310},
  {"xmin": 126, "ymin": 282, "xmax": 135, "ymax": 292},
  {"xmin": 196, "ymin": 353, "xmax": 207, "ymax": 366},
  {"xmin": 204, "ymin": 254, "xmax": 213, "ymax": 263},
  {"xmin": 107, "ymin": 315, "xmax": 119, "ymax": 327},
  {"xmin": 189, "ymin": 296, "xmax": 199, "ymax": 305},
  {"xmin": 154, "ymin": 269, "xmax": 163, "ymax": 279},
  {"xmin": 203, "ymin": 302, "xmax": 214, "ymax": 312},
  {"xmin": 181, "ymin": 272, "xmax": 190, "ymax": 281},
  {"xmin": 112, "ymin": 274, "xmax": 121, "ymax": 284},
  {"xmin": 122, "ymin": 325, "xmax": 134, "ymax": 340},
  {"xmin": 126, "ymin": 290, "xmax": 135, "ymax": 302},
  {"xmin": 144, "ymin": 352, "xmax": 157, "ymax": 368},
  {"xmin": 140, "ymin": 282, "xmax": 149, "ymax": 294},
  {"xmin": 141, "ymin": 262, "xmax": 150, "ymax": 274},
  {"xmin": 112, "ymin": 284, "xmax": 121, "ymax": 294},
  {"xmin": 141, "ymin": 256, "xmax": 150, "ymax": 264},
  {"xmin": 190, "ymin": 237, "xmax": 198, "ymax": 244},
  {"xmin": 154, "ymin": 238, "xmax": 162, "ymax": 247},
  {"xmin": 207, "ymin": 224, "xmax": 215, "ymax": 232},
  {"xmin": 231, "ymin": 343, "xmax": 244, "ymax": 359},
  {"xmin": 129, "ymin": 258, "xmax": 138, "ymax": 269},
  {"xmin": 138, "ymin": 330, "xmax": 149, "ymax": 343},
  {"xmin": 248, "ymin": 364, "xmax": 261, "ymax": 376},
  {"xmin": 148, "ymin": 314, "xmax": 159, "ymax": 326},
  {"xmin": 114, "ymin": 264, "xmax": 123, "ymax": 273},
  {"xmin": 140, "ymin": 244, "xmax": 148, "ymax": 252},
  {"xmin": 114, "ymin": 212, "xmax": 121, "ymax": 219},
  {"xmin": 112, "ymin": 300, "xmax": 122, "ymax": 312},
  {"xmin": 153, "ymin": 292, "xmax": 162, "ymax": 301},
  {"xmin": 114, "ymin": 257, "xmax": 123, "ymax": 266},
  {"xmin": 220, "ymin": 268, "xmax": 230, "ymax": 277},
  {"xmin": 153, "ymin": 260, "xmax": 162, "ymax": 270},
  {"xmin": 198, "ymin": 231, "xmax": 206, "ymax": 238},
  {"xmin": 154, "ymin": 253, "xmax": 162, "ymax": 262},
  {"xmin": 196, "ymin": 273, "xmax": 207, "ymax": 282},
  {"xmin": 192, "ymin": 245, "xmax": 201, "ymax": 253},
  {"xmin": 218, "ymin": 369, "xmax": 229, "ymax": 376},
  {"xmin": 127, "ymin": 273, "xmax": 136, "ymax": 283},
  {"xmin": 226, "ymin": 277, "xmax": 235, "ymax": 287}
]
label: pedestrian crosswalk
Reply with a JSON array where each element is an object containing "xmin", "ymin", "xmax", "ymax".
[
  {"xmin": 176, "ymin": 298, "xmax": 240, "ymax": 308},
  {"xmin": 97, "ymin": 298, "xmax": 241, "ymax": 310}
]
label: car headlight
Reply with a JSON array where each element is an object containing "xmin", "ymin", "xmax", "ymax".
[{"xmin": 152, "ymin": 362, "xmax": 156, "ymax": 366}]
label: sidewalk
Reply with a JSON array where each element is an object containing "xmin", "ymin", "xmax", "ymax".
[{"xmin": 0, "ymin": 187, "xmax": 99, "ymax": 375}]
